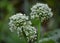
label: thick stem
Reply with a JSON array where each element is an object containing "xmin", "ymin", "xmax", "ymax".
[
  {"xmin": 31, "ymin": 17, "xmax": 41, "ymax": 43},
  {"xmin": 37, "ymin": 18, "xmax": 41, "ymax": 43}
]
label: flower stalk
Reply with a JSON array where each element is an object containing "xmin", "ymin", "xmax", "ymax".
[{"xmin": 37, "ymin": 18, "xmax": 41, "ymax": 43}]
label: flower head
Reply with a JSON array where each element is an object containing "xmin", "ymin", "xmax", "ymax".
[
  {"xmin": 9, "ymin": 13, "xmax": 37, "ymax": 41},
  {"xmin": 30, "ymin": 3, "xmax": 53, "ymax": 22}
]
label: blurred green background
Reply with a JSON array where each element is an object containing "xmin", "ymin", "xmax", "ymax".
[{"xmin": 0, "ymin": 0, "xmax": 60, "ymax": 43}]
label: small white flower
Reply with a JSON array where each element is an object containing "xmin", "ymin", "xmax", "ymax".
[{"xmin": 30, "ymin": 3, "xmax": 53, "ymax": 22}]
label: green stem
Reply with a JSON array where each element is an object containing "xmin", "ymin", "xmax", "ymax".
[
  {"xmin": 37, "ymin": 19, "xmax": 41, "ymax": 43},
  {"xmin": 31, "ymin": 18, "xmax": 41, "ymax": 43}
]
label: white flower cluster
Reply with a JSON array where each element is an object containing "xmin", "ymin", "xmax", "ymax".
[
  {"xmin": 9, "ymin": 13, "xmax": 37, "ymax": 41},
  {"xmin": 30, "ymin": 3, "xmax": 53, "ymax": 22}
]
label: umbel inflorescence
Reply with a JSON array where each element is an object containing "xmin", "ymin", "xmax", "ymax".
[
  {"xmin": 9, "ymin": 13, "xmax": 37, "ymax": 41},
  {"xmin": 8, "ymin": 3, "xmax": 53, "ymax": 43},
  {"xmin": 30, "ymin": 3, "xmax": 53, "ymax": 22}
]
